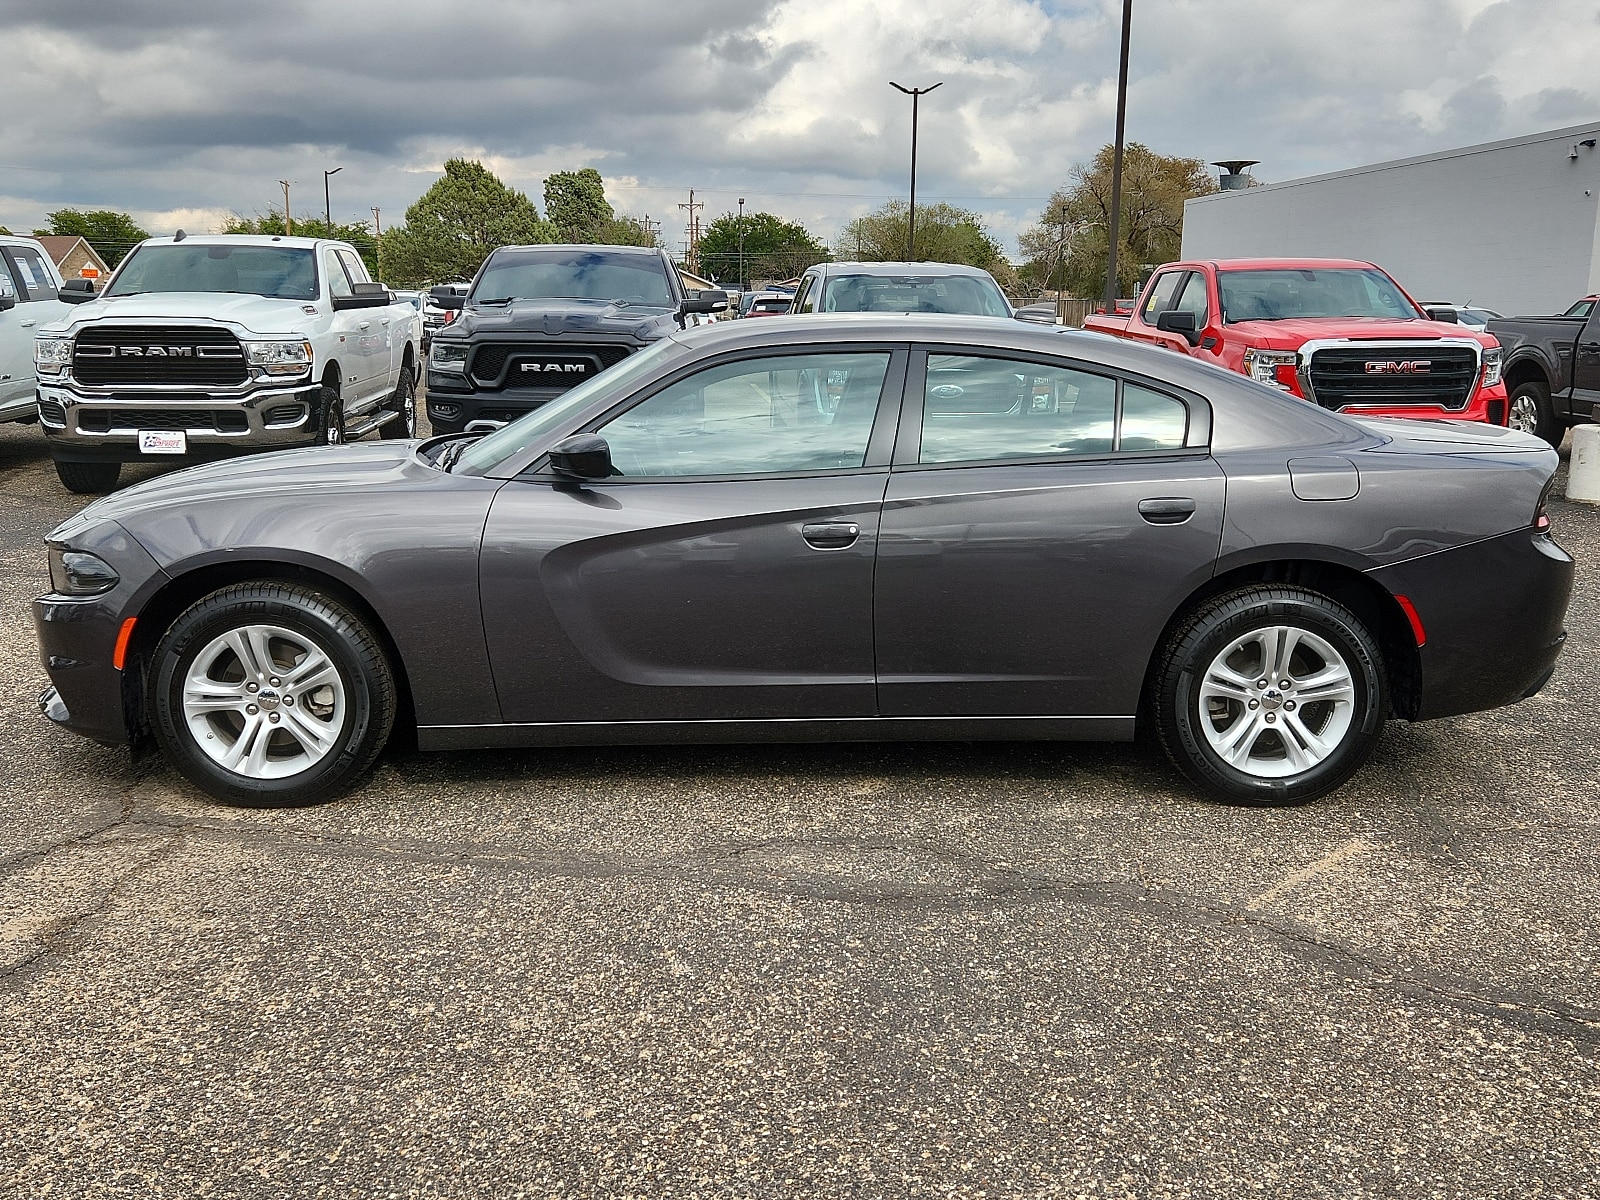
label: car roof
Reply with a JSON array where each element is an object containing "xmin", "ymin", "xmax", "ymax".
[
  {"xmin": 819, "ymin": 261, "xmax": 999, "ymax": 279},
  {"xmin": 486, "ymin": 243, "xmax": 664, "ymax": 257},
  {"xmin": 1190, "ymin": 257, "xmax": 1380, "ymax": 272},
  {"xmin": 138, "ymin": 234, "xmax": 330, "ymax": 250}
]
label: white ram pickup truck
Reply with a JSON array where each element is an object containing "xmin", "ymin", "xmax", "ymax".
[{"xmin": 34, "ymin": 233, "xmax": 421, "ymax": 492}]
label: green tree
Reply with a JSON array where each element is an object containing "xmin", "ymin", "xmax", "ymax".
[
  {"xmin": 31, "ymin": 208, "xmax": 150, "ymax": 268},
  {"xmin": 835, "ymin": 200, "xmax": 1005, "ymax": 271},
  {"xmin": 696, "ymin": 211, "xmax": 828, "ymax": 285},
  {"xmin": 219, "ymin": 213, "xmax": 380, "ymax": 279},
  {"xmin": 542, "ymin": 168, "xmax": 613, "ymax": 241},
  {"xmin": 380, "ymin": 158, "xmax": 556, "ymax": 287},
  {"xmin": 1019, "ymin": 143, "xmax": 1216, "ymax": 298},
  {"xmin": 592, "ymin": 214, "xmax": 660, "ymax": 248}
]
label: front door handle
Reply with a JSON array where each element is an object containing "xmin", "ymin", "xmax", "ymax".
[
  {"xmin": 358, "ymin": 320, "xmax": 371, "ymax": 330},
  {"xmin": 801, "ymin": 521, "xmax": 860, "ymax": 549},
  {"xmin": 1138, "ymin": 497, "xmax": 1197, "ymax": 525},
  {"xmin": 19, "ymin": 319, "xmax": 35, "ymax": 328}
]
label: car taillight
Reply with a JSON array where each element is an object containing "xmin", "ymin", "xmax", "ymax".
[{"xmin": 1534, "ymin": 477, "xmax": 1555, "ymax": 532}]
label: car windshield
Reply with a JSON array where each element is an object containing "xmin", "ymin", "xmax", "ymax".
[
  {"xmin": 106, "ymin": 244, "xmax": 318, "ymax": 300},
  {"xmin": 473, "ymin": 250, "xmax": 674, "ymax": 307},
  {"xmin": 821, "ymin": 274, "xmax": 1011, "ymax": 316},
  {"xmin": 450, "ymin": 337, "xmax": 685, "ymax": 474},
  {"xmin": 1217, "ymin": 268, "xmax": 1420, "ymax": 323}
]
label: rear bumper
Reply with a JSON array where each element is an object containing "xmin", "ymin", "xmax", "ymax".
[{"xmin": 1370, "ymin": 525, "xmax": 1574, "ymax": 721}]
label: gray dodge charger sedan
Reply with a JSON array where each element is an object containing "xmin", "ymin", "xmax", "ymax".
[{"xmin": 34, "ymin": 315, "xmax": 1573, "ymax": 807}]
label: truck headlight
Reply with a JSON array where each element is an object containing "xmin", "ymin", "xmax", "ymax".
[
  {"xmin": 1481, "ymin": 346, "xmax": 1502, "ymax": 388},
  {"xmin": 430, "ymin": 341, "xmax": 468, "ymax": 371},
  {"xmin": 48, "ymin": 547, "xmax": 120, "ymax": 596},
  {"xmin": 35, "ymin": 337, "xmax": 72, "ymax": 374},
  {"xmin": 1242, "ymin": 348, "xmax": 1298, "ymax": 390},
  {"xmin": 243, "ymin": 339, "xmax": 314, "ymax": 376}
]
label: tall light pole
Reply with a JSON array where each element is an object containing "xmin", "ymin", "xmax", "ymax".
[
  {"xmin": 890, "ymin": 80, "xmax": 941, "ymax": 261},
  {"xmin": 737, "ymin": 196, "xmax": 745, "ymax": 290},
  {"xmin": 1103, "ymin": 0, "xmax": 1133, "ymax": 313},
  {"xmin": 324, "ymin": 166, "xmax": 343, "ymax": 231}
]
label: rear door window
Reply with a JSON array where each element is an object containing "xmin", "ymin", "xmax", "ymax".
[{"xmin": 3, "ymin": 245, "xmax": 58, "ymax": 302}]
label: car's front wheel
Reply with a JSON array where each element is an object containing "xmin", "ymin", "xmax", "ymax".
[
  {"xmin": 1508, "ymin": 380, "xmax": 1563, "ymax": 448},
  {"xmin": 54, "ymin": 458, "xmax": 121, "ymax": 494},
  {"xmin": 379, "ymin": 367, "xmax": 416, "ymax": 439},
  {"xmin": 148, "ymin": 582, "xmax": 396, "ymax": 806},
  {"xmin": 1154, "ymin": 586, "xmax": 1387, "ymax": 805}
]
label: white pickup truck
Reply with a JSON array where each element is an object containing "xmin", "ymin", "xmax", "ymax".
[
  {"xmin": 1, "ymin": 234, "xmax": 72, "ymax": 427},
  {"xmin": 35, "ymin": 233, "xmax": 422, "ymax": 492}
]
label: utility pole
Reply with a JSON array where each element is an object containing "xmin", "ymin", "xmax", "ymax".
[
  {"xmin": 678, "ymin": 189, "xmax": 704, "ymax": 275},
  {"xmin": 279, "ymin": 180, "xmax": 293, "ymax": 236},
  {"xmin": 1103, "ymin": 0, "xmax": 1133, "ymax": 313},
  {"xmin": 323, "ymin": 166, "xmax": 342, "ymax": 229},
  {"xmin": 737, "ymin": 196, "xmax": 745, "ymax": 290},
  {"xmin": 890, "ymin": 80, "xmax": 941, "ymax": 260},
  {"xmin": 642, "ymin": 214, "xmax": 661, "ymax": 246},
  {"xmin": 371, "ymin": 206, "xmax": 382, "ymax": 278}
]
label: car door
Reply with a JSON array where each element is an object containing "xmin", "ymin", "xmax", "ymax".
[
  {"xmin": 338, "ymin": 248, "xmax": 397, "ymax": 394},
  {"xmin": 1573, "ymin": 305, "xmax": 1600, "ymax": 416},
  {"xmin": 0, "ymin": 243, "xmax": 66, "ymax": 410},
  {"xmin": 478, "ymin": 345, "xmax": 906, "ymax": 724},
  {"xmin": 874, "ymin": 348, "xmax": 1225, "ymax": 720},
  {"xmin": 323, "ymin": 247, "xmax": 380, "ymax": 404}
]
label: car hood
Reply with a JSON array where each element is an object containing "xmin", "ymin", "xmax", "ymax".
[
  {"xmin": 1226, "ymin": 316, "xmax": 1492, "ymax": 350},
  {"xmin": 39, "ymin": 292, "xmax": 323, "ymax": 337},
  {"xmin": 443, "ymin": 297, "xmax": 678, "ymax": 341},
  {"xmin": 1352, "ymin": 417, "xmax": 1554, "ymax": 455},
  {"xmin": 51, "ymin": 442, "xmax": 426, "ymax": 541}
]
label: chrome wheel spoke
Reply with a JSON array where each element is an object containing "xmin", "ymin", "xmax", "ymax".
[
  {"xmin": 279, "ymin": 705, "xmax": 338, "ymax": 756},
  {"xmin": 219, "ymin": 713, "xmax": 270, "ymax": 772},
  {"xmin": 1218, "ymin": 712, "xmax": 1267, "ymax": 766},
  {"xmin": 1200, "ymin": 662, "xmax": 1255, "ymax": 701},
  {"xmin": 1282, "ymin": 711, "xmax": 1332, "ymax": 768},
  {"xmin": 1295, "ymin": 666, "xmax": 1355, "ymax": 705},
  {"xmin": 284, "ymin": 648, "xmax": 336, "ymax": 692}
]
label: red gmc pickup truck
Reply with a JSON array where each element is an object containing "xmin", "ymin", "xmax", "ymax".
[{"xmin": 1082, "ymin": 258, "xmax": 1508, "ymax": 424}]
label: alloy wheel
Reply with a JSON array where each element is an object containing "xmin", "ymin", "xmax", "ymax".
[
  {"xmin": 181, "ymin": 623, "xmax": 347, "ymax": 779},
  {"xmin": 1509, "ymin": 393, "xmax": 1540, "ymax": 437},
  {"xmin": 1196, "ymin": 624, "xmax": 1356, "ymax": 779}
]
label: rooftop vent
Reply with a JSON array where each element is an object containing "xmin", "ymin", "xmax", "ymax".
[{"xmin": 1212, "ymin": 160, "xmax": 1260, "ymax": 191}]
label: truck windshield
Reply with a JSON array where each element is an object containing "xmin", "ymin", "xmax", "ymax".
[
  {"xmin": 474, "ymin": 250, "xmax": 674, "ymax": 308},
  {"xmin": 106, "ymin": 245, "xmax": 318, "ymax": 300},
  {"xmin": 1217, "ymin": 268, "xmax": 1421, "ymax": 323},
  {"xmin": 821, "ymin": 274, "xmax": 1011, "ymax": 316}
]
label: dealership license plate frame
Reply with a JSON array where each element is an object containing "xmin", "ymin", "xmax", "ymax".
[{"xmin": 138, "ymin": 430, "xmax": 188, "ymax": 455}]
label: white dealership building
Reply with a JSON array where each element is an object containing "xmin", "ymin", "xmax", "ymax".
[{"xmin": 1180, "ymin": 122, "xmax": 1600, "ymax": 316}]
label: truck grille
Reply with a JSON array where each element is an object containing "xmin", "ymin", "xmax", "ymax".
[
  {"xmin": 468, "ymin": 342, "xmax": 633, "ymax": 390},
  {"xmin": 1305, "ymin": 345, "xmax": 1479, "ymax": 411},
  {"xmin": 77, "ymin": 409, "xmax": 248, "ymax": 433},
  {"xmin": 73, "ymin": 325, "xmax": 248, "ymax": 387}
]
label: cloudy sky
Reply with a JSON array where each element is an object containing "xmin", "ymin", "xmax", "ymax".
[{"xmin": 1, "ymin": 0, "xmax": 1596, "ymax": 263}]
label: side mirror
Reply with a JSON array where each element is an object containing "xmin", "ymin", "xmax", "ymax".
[
  {"xmin": 332, "ymin": 281, "xmax": 391, "ymax": 311},
  {"xmin": 679, "ymin": 288, "xmax": 730, "ymax": 315},
  {"xmin": 59, "ymin": 278, "xmax": 98, "ymax": 305},
  {"xmin": 1424, "ymin": 306, "xmax": 1458, "ymax": 323},
  {"xmin": 428, "ymin": 286, "xmax": 465, "ymax": 309},
  {"xmin": 1154, "ymin": 309, "xmax": 1200, "ymax": 345},
  {"xmin": 548, "ymin": 433, "xmax": 613, "ymax": 481}
]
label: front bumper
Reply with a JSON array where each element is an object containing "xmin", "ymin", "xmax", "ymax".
[
  {"xmin": 38, "ymin": 379, "xmax": 323, "ymax": 463},
  {"xmin": 424, "ymin": 378, "xmax": 571, "ymax": 433},
  {"xmin": 1370, "ymin": 524, "xmax": 1574, "ymax": 721},
  {"xmin": 1324, "ymin": 383, "xmax": 1509, "ymax": 426}
]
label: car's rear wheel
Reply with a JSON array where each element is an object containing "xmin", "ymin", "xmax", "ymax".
[
  {"xmin": 54, "ymin": 458, "xmax": 121, "ymax": 493},
  {"xmin": 1154, "ymin": 586, "xmax": 1387, "ymax": 805},
  {"xmin": 148, "ymin": 582, "xmax": 396, "ymax": 806},
  {"xmin": 1508, "ymin": 380, "xmax": 1562, "ymax": 448},
  {"xmin": 379, "ymin": 367, "xmax": 416, "ymax": 439}
]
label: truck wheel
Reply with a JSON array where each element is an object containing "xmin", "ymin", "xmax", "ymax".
[
  {"xmin": 379, "ymin": 368, "xmax": 416, "ymax": 439},
  {"xmin": 147, "ymin": 582, "xmax": 397, "ymax": 806},
  {"xmin": 1508, "ymin": 381, "xmax": 1562, "ymax": 448},
  {"xmin": 1154, "ymin": 585, "xmax": 1388, "ymax": 806},
  {"xmin": 54, "ymin": 459, "xmax": 121, "ymax": 493},
  {"xmin": 316, "ymin": 384, "xmax": 345, "ymax": 446}
]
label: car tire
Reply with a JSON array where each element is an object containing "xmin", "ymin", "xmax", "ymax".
[
  {"xmin": 316, "ymin": 383, "xmax": 345, "ymax": 445},
  {"xmin": 379, "ymin": 367, "xmax": 416, "ymax": 439},
  {"xmin": 54, "ymin": 459, "xmax": 121, "ymax": 493},
  {"xmin": 1154, "ymin": 585, "xmax": 1388, "ymax": 806},
  {"xmin": 1508, "ymin": 380, "xmax": 1563, "ymax": 448},
  {"xmin": 148, "ymin": 582, "xmax": 397, "ymax": 806}
]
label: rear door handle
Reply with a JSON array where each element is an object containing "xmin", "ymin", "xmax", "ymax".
[
  {"xmin": 801, "ymin": 521, "xmax": 860, "ymax": 549},
  {"xmin": 1138, "ymin": 497, "xmax": 1197, "ymax": 524}
]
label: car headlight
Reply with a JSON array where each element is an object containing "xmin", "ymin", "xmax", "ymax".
[
  {"xmin": 430, "ymin": 341, "xmax": 468, "ymax": 371},
  {"xmin": 48, "ymin": 547, "xmax": 120, "ymax": 596},
  {"xmin": 1242, "ymin": 348, "xmax": 1298, "ymax": 390},
  {"xmin": 1481, "ymin": 346, "xmax": 1502, "ymax": 389},
  {"xmin": 35, "ymin": 337, "xmax": 72, "ymax": 374},
  {"xmin": 243, "ymin": 339, "xmax": 314, "ymax": 376}
]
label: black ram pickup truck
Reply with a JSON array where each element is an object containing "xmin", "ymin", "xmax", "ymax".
[
  {"xmin": 424, "ymin": 245, "xmax": 727, "ymax": 433},
  {"xmin": 1491, "ymin": 302, "xmax": 1600, "ymax": 447}
]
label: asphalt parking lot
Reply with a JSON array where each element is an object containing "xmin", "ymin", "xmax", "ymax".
[{"xmin": 1, "ymin": 414, "xmax": 1597, "ymax": 1198}]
